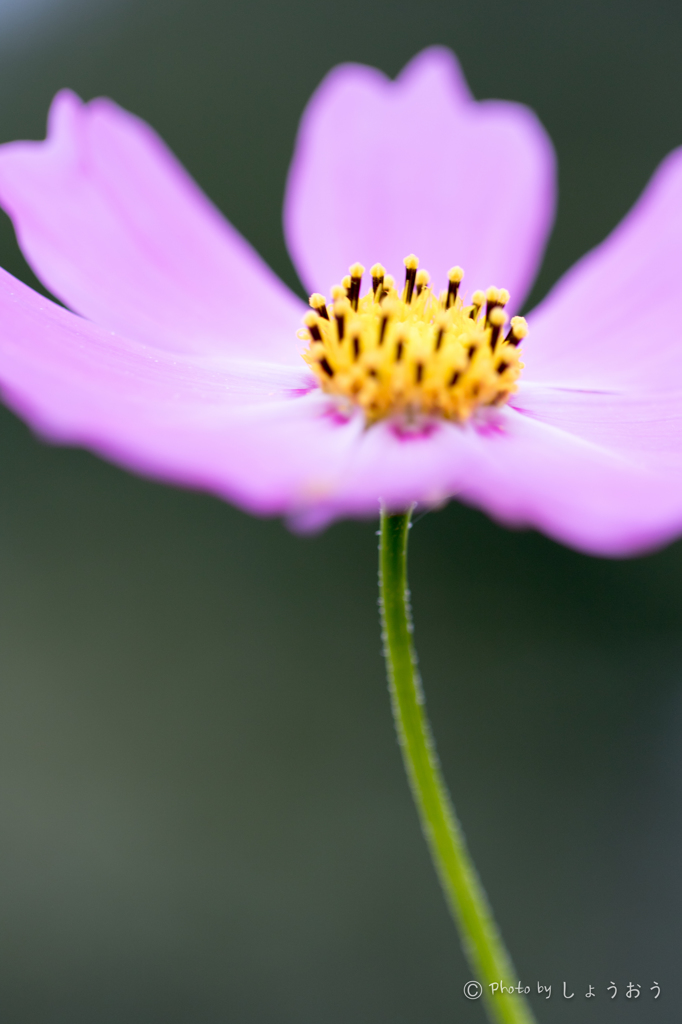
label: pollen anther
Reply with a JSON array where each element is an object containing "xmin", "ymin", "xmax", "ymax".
[
  {"xmin": 300, "ymin": 258, "xmax": 526, "ymax": 424},
  {"xmin": 446, "ymin": 266, "xmax": 464, "ymax": 309},
  {"xmin": 309, "ymin": 293, "xmax": 330, "ymax": 319},
  {"xmin": 371, "ymin": 263, "xmax": 386, "ymax": 296}
]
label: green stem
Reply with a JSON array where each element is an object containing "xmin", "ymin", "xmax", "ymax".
[{"xmin": 379, "ymin": 508, "xmax": 536, "ymax": 1024}]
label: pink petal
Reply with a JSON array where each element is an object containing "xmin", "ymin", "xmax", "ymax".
[
  {"xmin": 290, "ymin": 397, "xmax": 682, "ymax": 556},
  {"xmin": 283, "ymin": 46, "xmax": 556, "ymax": 307},
  {"xmin": 0, "ymin": 268, "xmax": 422, "ymax": 520},
  {"xmin": 0, "ymin": 266, "xmax": 324, "ymax": 507},
  {"xmin": 0, "ymin": 266, "xmax": 444, "ymax": 521},
  {"xmin": 524, "ymin": 147, "xmax": 682, "ymax": 390},
  {"xmin": 512, "ymin": 382, "xmax": 682, "ymax": 469},
  {"xmin": 459, "ymin": 397, "xmax": 682, "ymax": 556},
  {"xmin": 0, "ymin": 90, "xmax": 304, "ymax": 359},
  {"xmin": 3, "ymin": 251, "xmax": 682, "ymax": 557}
]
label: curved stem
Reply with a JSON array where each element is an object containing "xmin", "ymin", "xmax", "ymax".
[{"xmin": 379, "ymin": 508, "xmax": 536, "ymax": 1024}]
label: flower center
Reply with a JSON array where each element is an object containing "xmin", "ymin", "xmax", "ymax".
[{"xmin": 299, "ymin": 255, "xmax": 528, "ymax": 425}]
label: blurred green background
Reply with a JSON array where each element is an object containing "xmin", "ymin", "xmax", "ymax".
[{"xmin": 0, "ymin": 0, "xmax": 679, "ymax": 1020}]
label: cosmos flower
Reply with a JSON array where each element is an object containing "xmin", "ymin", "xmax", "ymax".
[{"xmin": 0, "ymin": 47, "xmax": 680, "ymax": 555}]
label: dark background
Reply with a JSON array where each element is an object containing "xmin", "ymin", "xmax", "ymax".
[{"xmin": 0, "ymin": 0, "xmax": 679, "ymax": 1020}]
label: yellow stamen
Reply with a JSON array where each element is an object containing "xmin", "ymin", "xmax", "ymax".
[
  {"xmin": 446, "ymin": 266, "xmax": 464, "ymax": 309},
  {"xmin": 309, "ymin": 293, "xmax": 329, "ymax": 319},
  {"xmin": 506, "ymin": 315, "xmax": 528, "ymax": 346},
  {"xmin": 402, "ymin": 254, "xmax": 420, "ymax": 304},
  {"xmin": 488, "ymin": 306, "xmax": 508, "ymax": 349},
  {"xmin": 300, "ymin": 256, "xmax": 526, "ymax": 425},
  {"xmin": 470, "ymin": 290, "xmax": 485, "ymax": 320},
  {"xmin": 415, "ymin": 269, "xmax": 431, "ymax": 298},
  {"xmin": 303, "ymin": 313, "xmax": 327, "ymax": 351},
  {"xmin": 370, "ymin": 262, "xmax": 386, "ymax": 297},
  {"xmin": 347, "ymin": 262, "xmax": 365, "ymax": 311}
]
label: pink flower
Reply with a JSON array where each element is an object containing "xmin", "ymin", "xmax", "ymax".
[{"xmin": 0, "ymin": 46, "xmax": 680, "ymax": 556}]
